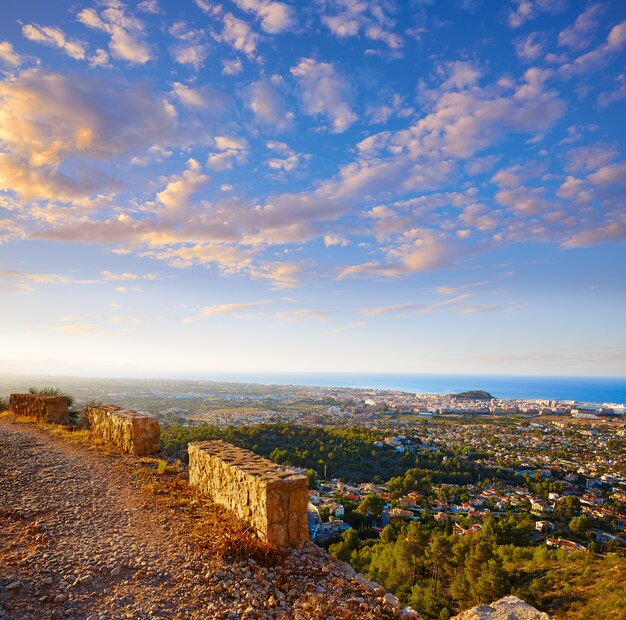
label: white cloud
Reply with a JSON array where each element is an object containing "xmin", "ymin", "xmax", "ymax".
[
  {"xmin": 77, "ymin": 4, "xmax": 153, "ymax": 64},
  {"xmin": 171, "ymin": 82, "xmax": 228, "ymax": 117},
  {"xmin": 0, "ymin": 41, "xmax": 22, "ymax": 67},
  {"xmin": 508, "ymin": 0, "xmax": 565, "ymax": 29},
  {"xmin": 560, "ymin": 20, "xmax": 626, "ymax": 77},
  {"xmin": 22, "ymin": 24, "xmax": 87, "ymax": 61},
  {"xmin": 215, "ymin": 12, "xmax": 259, "ymax": 58},
  {"xmin": 184, "ymin": 300, "xmax": 271, "ymax": 322},
  {"xmin": 207, "ymin": 136, "xmax": 249, "ymax": 170},
  {"xmin": 558, "ymin": 3, "xmax": 603, "ymax": 50},
  {"xmin": 361, "ymin": 303, "xmax": 420, "ymax": 317},
  {"xmin": 291, "ymin": 58, "xmax": 357, "ymax": 133},
  {"xmin": 156, "ymin": 159, "xmax": 210, "ymax": 212},
  {"xmin": 367, "ymin": 93, "xmax": 413, "ymax": 125},
  {"xmin": 322, "ymin": 0, "xmax": 402, "ymax": 51},
  {"xmin": 514, "ymin": 32, "xmax": 544, "ymax": 62},
  {"xmin": 265, "ymin": 141, "xmax": 307, "ymax": 173},
  {"xmin": 0, "ymin": 68, "xmax": 181, "ymax": 201},
  {"xmin": 138, "ymin": 0, "xmax": 162, "ymax": 15},
  {"xmin": 222, "ymin": 57, "xmax": 243, "ymax": 75},
  {"xmin": 169, "ymin": 21, "xmax": 210, "ymax": 69},
  {"xmin": 232, "ymin": 0, "xmax": 296, "ymax": 34},
  {"xmin": 242, "ymin": 76, "xmax": 293, "ymax": 131},
  {"xmin": 100, "ymin": 271, "xmax": 160, "ymax": 281}
]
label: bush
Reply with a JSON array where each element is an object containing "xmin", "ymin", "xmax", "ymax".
[{"xmin": 0, "ymin": 396, "xmax": 9, "ymax": 412}]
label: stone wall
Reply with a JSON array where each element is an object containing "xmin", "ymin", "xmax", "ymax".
[
  {"xmin": 188, "ymin": 440, "xmax": 309, "ymax": 548},
  {"xmin": 9, "ymin": 393, "xmax": 69, "ymax": 424},
  {"xmin": 87, "ymin": 405, "xmax": 161, "ymax": 456}
]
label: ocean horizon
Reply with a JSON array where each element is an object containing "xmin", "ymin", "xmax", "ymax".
[{"xmin": 192, "ymin": 372, "xmax": 626, "ymax": 406}]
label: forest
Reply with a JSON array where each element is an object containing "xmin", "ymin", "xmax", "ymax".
[
  {"xmin": 160, "ymin": 422, "xmax": 478, "ymax": 483},
  {"xmin": 329, "ymin": 515, "xmax": 626, "ymax": 619}
]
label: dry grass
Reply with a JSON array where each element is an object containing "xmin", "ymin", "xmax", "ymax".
[
  {"xmin": 1, "ymin": 411, "xmax": 280, "ymax": 565},
  {"xmin": 129, "ymin": 456, "xmax": 280, "ymax": 564}
]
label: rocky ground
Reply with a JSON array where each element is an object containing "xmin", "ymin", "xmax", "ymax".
[{"xmin": 0, "ymin": 417, "xmax": 416, "ymax": 620}]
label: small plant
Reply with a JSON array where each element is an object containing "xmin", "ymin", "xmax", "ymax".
[
  {"xmin": 0, "ymin": 396, "xmax": 9, "ymax": 412},
  {"xmin": 156, "ymin": 459, "xmax": 168, "ymax": 475}
]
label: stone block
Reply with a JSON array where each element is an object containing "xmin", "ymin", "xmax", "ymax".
[
  {"xmin": 9, "ymin": 393, "xmax": 69, "ymax": 424},
  {"xmin": 87, "ymin": 405, "xmax": 161, "ymax": 455},
  {"xmin": 188, "ymin": 440, "xmax": 309, "ymax": 548}
]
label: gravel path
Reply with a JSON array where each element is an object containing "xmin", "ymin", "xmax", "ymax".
[{"xmin": 0, "ymin": 418, "xmax": 409, "ymax": 620}]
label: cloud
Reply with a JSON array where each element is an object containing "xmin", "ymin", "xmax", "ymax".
[
  {"xmin": 0, "ymin": 41, "xmax": 21, "ymax": 67},
  {"xmin": 338, "ymin": 229, "xmax": 461, "ymax": 279},
  {"xmin": 100, "ymin": 271, "xmax": 160, "ymax": 281},
  {"xmin": 329, "ymin": 321, "xmax": 366, "ymax": 335},
  {"xmin": 0, "ymin": 68, "xmax": 187, "ymax": 201},
  {"xmin": 422, "ymin": 293, "xmax": 476, "ymax": 313},
  {"xmin": 558, "ymin": 3, "xmax": 603, "ymax": 50},
  {"xmin": 435, "ymin": 281, "xmax": 489, "ymax": 295},
  {"xmin": 321, "ymin": 0, "xmax": 402, "ymax": 51},
  {"xmin": 361, "ymin": 303, "xmax": 420, "ymax": 317},
  {"xmin": 0, "ymin": 269, "xmax": 99, "ymax": 287},
  {"xmin": 172, "ymin": 82, "xmax": 228, "ymax": 117},
  {"xmin": 274, "ymin": 309, "xmax": 334, "ymax": 323},
  {"xmin": 565, "ymin": 144, "xmax": 618, "ymax": 173},
  {"xmin": 514, "ymin": 32, "xmax": 544, "ymax": 62},
  {"xmin": 242, "ymin": 76, "xmax": 293, "ymax": 131},
  {"xmin": 560, "ymin": 20, "xmax": 626, "ymax": 77},
  {"xmin": 115, "ymin": 286, "xmax": 141, "ymax": 293},
  {"xmin": 507, "ymin": 0, "xmax": 565, "ymax": 29},
  {"xmin": 323, "ymin": 234, "xmax": 349, "ymax": 247},
  {"xmin": 222, "ymin": 57, "xmax": 243, "ymax": 75},
  {"xmin": 156, "ymin": 159, "xmax": 211, "ymax": 212},
  {"xmin": 367, "ymin": 93, "xmax": 413, "ymax": 125},
  {"xmin": 184, "ymin": 300, "xmax": 271, "ymax": 322},
  {"xmin": 0, "ymin": 219, "xmax": 23, "ymax": 245},
  {"xmin": 207, "ymin": 136, "xmax": 249, "ymax": 170},
  {"xmin": 169, "ymin": 21, "xmax": 210, "ymax": 69},
  {"xmin": 138, "ymin": 0, "xmax": 162, "ymax": 15},
  {"xmin": 22, "ymin": 24, "xmax": 87, "ymax": 61},
  {"xmin": 77, "ymin": 4, "xmax": 153, "ymax": 64},
  {"xmin": 232, "ymin": 0, "xmax": 296, "ymax": 34},
  {"xmin": 214, "ymin": 12, "xmax": 259, "ymax": 58},
  {"xmin": 291, "ymin": 58, "xmax": 357, "ymax": 133},
  {"xmin": 597, "ymin": 72, "xmax": 626, "ymax": 107},
  {"xmin": 265, "ymin": 141, "xmax": 307, "ymax": 173}
]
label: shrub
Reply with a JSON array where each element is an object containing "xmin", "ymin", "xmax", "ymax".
[{"xmin": 0, "ymin": 396, "xmax": 9, "ymax": 412}]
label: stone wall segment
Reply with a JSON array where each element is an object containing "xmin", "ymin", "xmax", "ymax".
[
  {"xmin": 9, "ymin": 394, "xmax": 69, "ymax": 424},
  {"xmin": 87, "ymin": 404, "xmax": 161, "ymax": 456},
  {"xmin": 188, "ymin": 440, "xmax": 309, "ymax": 548}
]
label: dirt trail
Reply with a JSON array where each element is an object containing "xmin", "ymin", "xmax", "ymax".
[{"xmin": 0, "ymin": 418, "xmax": 401, "ymax": 620}]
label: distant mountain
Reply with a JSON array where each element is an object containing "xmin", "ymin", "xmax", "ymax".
[{"xmin": 450, "ymin": 390, "xmax": 495, "ymax": 400}]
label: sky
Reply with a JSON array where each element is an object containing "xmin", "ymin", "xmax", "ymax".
[{"xmin": 0, "ymin": 0, "xmax": 625, "ymax": 379}]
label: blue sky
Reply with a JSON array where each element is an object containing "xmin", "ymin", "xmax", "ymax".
[{"xmin": 0, "ymin": 0, "xmax": 625, "ymax": 378}]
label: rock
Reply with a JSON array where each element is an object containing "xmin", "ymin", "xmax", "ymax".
[
  {"xmin": 53, "ymin": 593, "xmax": 68, "ymax": 604},
  {"xmin": 5, "ymin": 580, "xmax": 21, "ymax": 591},
  {"xmin": 110, "ymin": 567, "xmax": 122, "ymax": 577},
  {"xmin": 383, "ymin": 593, "xmax": 401, "ymax": 609},
  {"xmin": 452, "ymin": 596, "xmax": 552, "ymax": 620}
]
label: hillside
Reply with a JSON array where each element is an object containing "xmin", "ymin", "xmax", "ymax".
[{"xmin": 0, "ymin": 416, "xmax": 409, "ymax": 619}]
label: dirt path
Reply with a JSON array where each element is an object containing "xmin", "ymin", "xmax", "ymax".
[{"xmin": 0, "ymin": 418, "xmax": 402, "ymax": 620}]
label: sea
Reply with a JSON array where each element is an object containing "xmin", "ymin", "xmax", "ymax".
[{"xmin": 204, "ymin": 372, "xmax": 626, "ymax": 406}]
